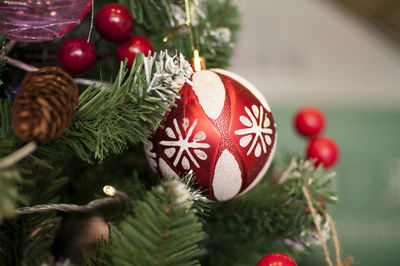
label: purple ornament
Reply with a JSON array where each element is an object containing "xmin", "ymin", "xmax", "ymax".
[{"xmin": 0, "ymin": 0, "xmax": 93, "ymax": 42}]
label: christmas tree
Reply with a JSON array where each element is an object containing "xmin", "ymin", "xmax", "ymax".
[{"xmin": 0, "ymin": 1, "xmax": 351, "ymax": 265}]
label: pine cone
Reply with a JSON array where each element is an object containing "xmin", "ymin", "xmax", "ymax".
[{"xmin": 12, "ymin": 66, "xmax": 78, "ymax": 143}]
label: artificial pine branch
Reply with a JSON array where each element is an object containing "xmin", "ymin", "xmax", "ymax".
[
  {"xmin": 34, "ymin": 51, "xmax": 191, "ymax": 163},
  {"xmin": 0, "ymin": 98, "xmax": 20, "ymax": 157},
  {"xmin": 0, "ymin": 166, "xmax": 25, "ymax": 219},
  {"xmin": 100, "ymin": 178, "xmax": 205, "ymax": 266},
  {"xmin": 202, "ymin": 157, "xmax": 337, "ymax": 265},
  {"xmin": 120, "ymin": 0, "xmax": 239, "ymax": 69},
  {"xmin": 0, "ymin": 166, "xmax": 69, "ymax": 266}
]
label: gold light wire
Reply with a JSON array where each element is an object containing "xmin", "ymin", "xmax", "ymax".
[
  {"xmin": 162, "ymin": 1, "xmax": 205, "ymax": 70},
  {"xmin": 184, "ymin": 0, "xmax": 196, "ymax": 52}
]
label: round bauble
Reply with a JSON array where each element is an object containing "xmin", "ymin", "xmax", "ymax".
[
  {"xmin": 145, "ymin": 69, "xmax": 277, "ymax": 201},
  {"xmin": 116, "ymin": 35, "xmax": 154, "ymax": 69},
  {"xmin": 306, "ymin": 136, "xmax": 339, "ymax": 168},
  {"xmin": 294, "ymin": 106, "xmax": 325, "ymax": 137},
  {"xmin": 257, "ymin": 253, "xmax": 297, "ymax": 266},
  {"xmin": 58, "ymin": 37, "xmax": 96, "ymax": 75},
  {"xmin": 95, "ymin": 3, "xmax": 133, "ymax": 43}
]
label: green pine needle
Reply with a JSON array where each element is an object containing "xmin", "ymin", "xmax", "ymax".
[
  {"xmin": 106, "ymin": 179, "xmax": 205, "ymax": 266},
  {"xmin": 202, "ymin": 157, "xmax": 337, "ymax": 265}
]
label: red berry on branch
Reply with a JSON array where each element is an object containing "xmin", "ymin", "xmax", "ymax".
[
  {"xmin": 58, "ymin": 37, "xmax": 96, "ymax": 75},
  {"xmin": 294, "ymin": 106, "xmax": 325, "ymax": 137},
  {"xmin": 116, "ymin": 35, "xmax": 154, "ymax": 69},
  {"xmin": 257, "ymin": 253, "xmax": 297, "ymax": 266},
  {"xmin": 306, "ymin": 136, "xmax": 339, "ymax": 168},
  {"xmin": 95, "ymin": 3, "xmax": 134, "ymax": 43}
]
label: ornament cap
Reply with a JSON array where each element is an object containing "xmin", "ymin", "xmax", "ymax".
[{"xmin": 190, "ymin": 50, "xmax": 206, "ymax": 71}]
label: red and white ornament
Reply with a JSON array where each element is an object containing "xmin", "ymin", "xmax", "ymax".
[{"xmin": 145, "ymin": 69, "xmax": 277, "ymax": 201}]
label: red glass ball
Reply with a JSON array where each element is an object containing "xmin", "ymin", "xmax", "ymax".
[
  {"xmin": 116, "ymin": 35, "xmax": 154, "ymax": 69},
  {"xmin": 145, "ymin": 69, "xmax": 277, "ymax": 201},
  {"xmin": 257, "ymin": 253, "xmax": 297, "ymax": 266},
  {"xmin": 95, "ymin": 3, "xmax": 133, "ymax": 43},
  {"xmin": 58, "ymin": 37, "xmax": 96, "ymax": 75},
  {"xmin": 294, "ymin": 106, "xmax": 325, "ymax": 137},
  {"xmin": 306, "ymin": 136, "xmax": 339, "ymax": 168}
]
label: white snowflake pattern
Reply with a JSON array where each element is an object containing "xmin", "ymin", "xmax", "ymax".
[
  {"xmin": 234, "ymin": 105, "xmax": 273, "ymax": 157},
  {"xmin": 160, "ymin": 117, "xmax": 210, "ymax": 170}
]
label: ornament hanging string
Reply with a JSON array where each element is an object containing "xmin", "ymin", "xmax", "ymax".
[
  {"xmin": 87, "ymin": 0, "xmax": 95, "ymax": 43},
  {"xmin": 189, "ymin": 0, "xmax": 201, "ymax": 52},
  {"xmin": 185, "ymin": 0, "xmax": 205, "ymax": 71},
  {"xmin": 184, "ymin": 0, "xmax": 201, "ymax": 53},
  {"xmin": 3, "ymin": 55, "xmax": 110, "ymax": 88},
  {"xmin": 163, "ymin": 0, "xmax": 204, "ymax": 71},
  {"xmin": 302, "ymin": 183, "xmax": 354, "ymax": 266}
]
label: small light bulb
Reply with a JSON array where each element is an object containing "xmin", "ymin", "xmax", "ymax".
[{"xmin": 103, "ymin": 185, "xmax": 116, "ymax": 196}]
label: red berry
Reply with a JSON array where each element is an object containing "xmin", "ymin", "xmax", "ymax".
[
  {"xmin": 306, "ymin": 136, "xmax": 339, "ymax": 168},
  {"xmin": 96, "ymin": 4, "xmax": 133, "ymax": 43},
  {"xmin": 58, "ymin": 37, "xmax": 96, "ymax": 75},
  {"xmin": 294, "ymin": 106, "xmax": 325, "ymax": 137},
  {"xmin": 116, "ymin": 35, "xmax": 154, "ymax": 69},
  {"xmin": 257, "ymin": 253, "xmax": 297, "ymax": 266}
]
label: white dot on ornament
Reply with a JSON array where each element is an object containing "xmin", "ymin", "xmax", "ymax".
[
  {"xmin": 165, "ymin": 127, "xmax": 176, "ymax": 139},
  {"xmin": 164, "ymin": 147, "xmax": 176, "ymax": 158},
  {"xmin": 252, "ymin": 105, "xmax": 259, "ymax": 118},
  {"xmin": 192, "ymin": 70, "xmax": 225, "ymax": 120},
  {"xmin": 182, "ymin": 117, "xmax": 189, "ymax": 131},
  {"xmin": 193, "ymin": 131, "xmax": 206, "ymax": 141},
  {"xmin": 239, "ymin": 135, "xmax": 252, "ymax": 147},
  {"xmin": 263, "ymin": 115, "xmax": 270, "ymax": 128},
  {"xmin": 265, "ymin": 135, "xmax": 272, "ymax": 145},
  {"xmin": 193, "ymin": 149, "xmax": 207, "ymax": 160},
  {"xmin": 212, "ymin": 149, "xmax": 242, "ymax": 201},
  {"xmin": 255, "ymin": 143, "xmax": 262, "ymax": 157},
  {"xmin": 181, "ymin": 156, "xmax": 190, "ymax": 170},
  {"xmin": 240, "ymin": 115, "xmax": 252, "ymax": 127}
]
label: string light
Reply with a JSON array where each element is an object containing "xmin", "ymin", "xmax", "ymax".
[
  {"xmin": 14, "ymin": 186, "xmax": 128, "ymax": 215},
  {"xmin": 103, "ymin": 185, "xmax": 116, "ymax": 196}
]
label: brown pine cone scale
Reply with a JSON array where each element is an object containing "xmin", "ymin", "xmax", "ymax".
[{"xmin": 12, "ymin": 66, "xmax": 79, "ymax": 143}]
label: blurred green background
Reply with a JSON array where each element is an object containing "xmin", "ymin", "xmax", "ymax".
[{"xmin": 274, "ymin": 106, "xmax": 400, "ymax": 266}]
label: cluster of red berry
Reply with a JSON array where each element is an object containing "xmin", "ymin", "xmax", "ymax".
[
  {"xmin": 294, "ymin": 106, "xmax": 339, "ymax": 168},
  {"xmin": 58, "ymin": 4, "xmax": 154, "ymax": 75}
]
